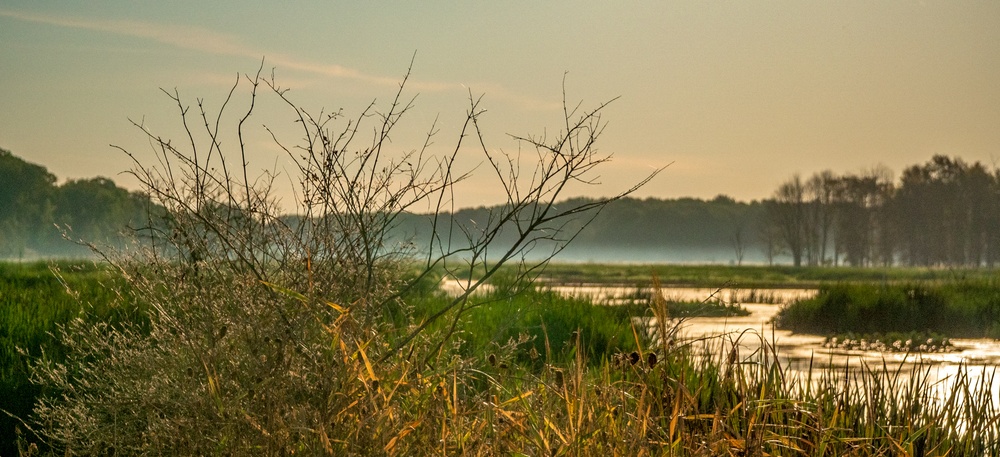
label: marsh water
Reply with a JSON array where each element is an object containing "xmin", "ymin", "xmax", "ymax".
[{"xmin": 442, "ymin": 279, "xmax": 1000, "ymax": 406}]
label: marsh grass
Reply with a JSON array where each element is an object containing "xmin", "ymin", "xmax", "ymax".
[
  {"xmin": 0, "ymin": 262, "xmax": 138, "ymax": 372},
  {"xmin": 528, "ymin": 263, "xmax": 996, "ymax": 288},
  {"xmin": 776, "ymin": 281, "xmax": 1000, "ymax": 338},
  {"xmin": 458, "ymin": 288, "xmax": 635, "ymax": 366}
]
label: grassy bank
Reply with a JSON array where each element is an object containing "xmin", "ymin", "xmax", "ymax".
[
  {"xmin": 522, "ymin": 262, "xmax": 997, "ymax": 288},
  {"xmin": 775, "ymin": 281, "xmax": 1000, "ymax": 338}
]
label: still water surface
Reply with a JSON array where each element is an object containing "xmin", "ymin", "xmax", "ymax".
[
  {"xmin": 601, "ymin": 284, "xmax": 1000, "ymax": 409},
  {"xmin": 443, "ymin": 279, "xmax": 1000, "ymax": 405}
]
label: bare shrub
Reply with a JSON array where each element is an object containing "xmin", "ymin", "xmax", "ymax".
[{"xmin": 27, "ymin": 62, "xmax": 658, "ymax": 454}]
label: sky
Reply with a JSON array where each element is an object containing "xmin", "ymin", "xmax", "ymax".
[{"xmin": 2, "ymin": 2, "xmax": 999, "ymax": 210}]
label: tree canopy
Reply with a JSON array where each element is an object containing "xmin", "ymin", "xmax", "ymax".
[
  {"xmin": 0, "ymin": 148, "xmax": 151, "ymax": 259},
  {"xmin": 764, "ymin": 155, "xmax": 1000, "ymax": 268},
  {"xmin": 5, "ymin": 147, "xmax": 1000, "ymax": 267}
]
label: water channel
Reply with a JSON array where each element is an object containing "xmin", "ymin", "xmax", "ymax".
[{"xmin": 442, "ymin": 279, "xmax": 1000, "ymax": 407}]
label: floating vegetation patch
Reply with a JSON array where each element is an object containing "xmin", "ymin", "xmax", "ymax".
[{"xmin": 823, "ymin": 332, "xmax": 957, "ymax": 353}]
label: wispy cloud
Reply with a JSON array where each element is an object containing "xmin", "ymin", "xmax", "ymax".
[
  {"xmin": 0, "ymin": 8, "xmax": 559, "ymax": 109},
  {"xmin": 0, "ymin": 9, "xmax": 434, "ymax": 90}
]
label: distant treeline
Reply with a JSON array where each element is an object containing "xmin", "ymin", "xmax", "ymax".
[
  {"xmin": 3, "ymin": 148, "xmax": 998, "ymax": 267},
  {"xmin": 0, "ymin": 148, "xmax": 152, "ymax": 259},
  {"xmin": 764, "ymin": 155, "xmax": 1000, "ymax": 268},
  {"xmin": 426, "ymin": 154, "xmax": 1000, "ymax": 267},
  {"xmin": 0, "ymin": 148, "xmax": 769, "ymax": 264},
  {"xmin": 436, "ymin": 196, "xmax": 766, "ymax": 264}
]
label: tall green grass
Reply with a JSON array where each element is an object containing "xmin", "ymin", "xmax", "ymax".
[
  {"xmin": 405, "ymin": 276, "xmax": 639, "ymax": 367},
  {"xmin": 0, "ymin": 261, "xmax": 146, "ymax": 455}
]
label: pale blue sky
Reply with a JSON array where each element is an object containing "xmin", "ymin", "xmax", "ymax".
[{"xmin": 2, "ymin": 2, "xmax": 999, "ymax": 208}]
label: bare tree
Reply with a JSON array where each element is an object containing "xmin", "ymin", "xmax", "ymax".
[
  {"xmin": 757, "ymin": 217, "xmax": 782, "ymax": 266},
  {"xmin": 805, "ymin": 170, "xmax": 837, "ymax": 266},
  {"xmin": 768, "ymin": 174, "xmax": 806, "ymax": 267},
  {"xmin": 29, "ymin": 62, "xmax": 660, "ymax": 453},
  {"xmin": 730, "ymin": 220, "xmax": 746, "ymax": 266}
]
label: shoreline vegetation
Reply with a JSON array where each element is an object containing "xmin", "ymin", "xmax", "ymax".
[
  {"xmin": 517, "ymin": 262, "xmax": 1000, "ymax": 289},
  {"xmin": 775, "ymin": 281, "xmax": 1000, "ymax": 339},
  {"xmin": 4, "ymin": 261, "xmax": 1000, "ymax": 454}
]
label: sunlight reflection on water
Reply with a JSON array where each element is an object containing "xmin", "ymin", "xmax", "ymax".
[
  {"xmin": 441, "ymin": 278, "xmax": 1000, "ymax": 410},
  {"xmin": 640, "ymin": 286, "xmax": 1000, "ymax": 414}
]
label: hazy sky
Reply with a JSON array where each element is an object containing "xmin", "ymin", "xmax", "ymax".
[{"xmin": 2, "ymin": 2, "xmax": 999, "ymax": 209}]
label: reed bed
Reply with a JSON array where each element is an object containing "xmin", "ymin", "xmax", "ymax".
[{"xmin": 776, "ymin": 281, "xmax": 1000, "ymax": 338}]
